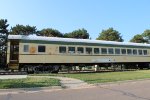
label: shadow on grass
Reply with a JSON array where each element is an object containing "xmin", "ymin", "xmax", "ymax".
[
  {"xmin": 0, "ymin": 77, "xmax": 61, "ymax": 89},
  {"xmin": 84, "ymin": 78, "xmax": 119, "ymax": 83},
  {"xmin": 2, "ymin": 82, "xmax": 51, "ymax": 89}
]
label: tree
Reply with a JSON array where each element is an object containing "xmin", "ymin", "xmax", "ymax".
[
  {"xmin": 96, "ymin": 28, "xmax": 123, "ymax": 42},
  {"xmin": 0, "ymin": 19, "xmax": 9, "ymax": 68},
  {"xmin": 64, "ymin": 28, "xmax": 89, "ymax": 39},
  {"xmin": 39, "ymin": 28, "xmax": 63, "ymax": 37},
  {"xmin": 10, "ymin": 24, "xmax": 37, "ymax": 35},
  {"xmin": 142, "ymin": 29, "xmax": 150, "ymax": 43},
  {"xmin": 130, "ymin": 34, "xmax": 147, "ymax": 43}
]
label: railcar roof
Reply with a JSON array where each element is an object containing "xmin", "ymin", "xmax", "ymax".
[{"xmin": 8, "ymin": 35, "xmax": 150, "ymax": 47}]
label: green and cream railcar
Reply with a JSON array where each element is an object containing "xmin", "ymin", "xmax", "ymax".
[{"xmin": 7, "ymin": 35, "xmax": 150, "ymax": 71}]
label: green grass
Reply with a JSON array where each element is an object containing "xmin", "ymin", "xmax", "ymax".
[
  {"xmin": 32, "ymin": 70, "xmax": 150, "ymax": 84},
  {"xmin": 0, "ymin": 77, "xmax": 60, "ymax": 89}
]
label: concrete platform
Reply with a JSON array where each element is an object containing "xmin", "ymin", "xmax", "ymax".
[{"xmin": 0, "ymin": 75, "xmax": 27, "ymax": 79}]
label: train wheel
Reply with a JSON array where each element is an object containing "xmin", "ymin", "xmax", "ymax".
[{"xmin": 51, "ymin": 65, "xmax": 60, "ymax": 73}]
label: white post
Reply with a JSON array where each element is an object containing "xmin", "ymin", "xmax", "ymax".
[{"xmin": 94, "ymin": 65, "xmax": 98, "ymax": 72}]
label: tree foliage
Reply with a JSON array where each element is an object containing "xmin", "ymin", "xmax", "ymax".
[
  {"xmin": 96, "ymin": 28, "xmax": 123, "ymax": 42},
  {"xmin": 10, "ymin": 24, "xmax": 37, "ymax": 35},
  {"xmin": 0, "ymin": 19, "xmax": 9, "ymax": 67},
  {"xmin": 130, "ymin": 34, "xmax": 147, "ymax": 43},
  {"xmin": 142, "ymin": 29, "xmax": 150, "ymax": 42},
  {"xmin": 64, "ymin": 28, "xmax": 89, "ymax": 39},
  {"xmin": 39, "ymin": 28, "xmax": 63, "ymax": 37}
]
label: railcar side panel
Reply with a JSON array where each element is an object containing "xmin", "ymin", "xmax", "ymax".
[{"xmin": 19, "ymin": 55, "xmax": 150, "ymax": 64}]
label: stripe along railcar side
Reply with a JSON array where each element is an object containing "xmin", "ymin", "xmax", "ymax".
[{"xmin": 7, "ymin": 35, "xmax": 150, "ymax": 73}]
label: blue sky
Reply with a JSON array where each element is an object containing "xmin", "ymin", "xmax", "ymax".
[{"xmin": 0, "ymin": 0, "xmax": 150, "ymax": 41}]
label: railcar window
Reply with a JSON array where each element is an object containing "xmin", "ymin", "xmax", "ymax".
[
  {"xmin": 127, "ymin": 49, "xmax": 132, "ymax": 55},
  {"xmin": 143, "ymin": 50, "xmax": 148, "ymax": 55},
  {"xmin": 115, "ymin": 48, "xmax": 120, "ymax": 54},
  {"xmin": 94, "ymin": 48, "xmax": 100, "ymax": 54},
  {"xmin": 108, "ymin": 48, "xmax": 114, "ymax": 54},
  {"xmin": 77, "ymin": 47, "xmax": 84, "ymax": 54},
  {"xmin": 121, "ymin": 49, "xmax": 126, "ymax": 54},
  {"xmin": 59, "ymin": 46, "xmax": 66, "ymax": 53},
  {"xmin": 133, "ymin": 49, "xmax": 137, "ymax": 55},
  {"xmin": 138, "ymin": 50, "xmax": 143, "ymax": 55},
  {"xmin": 38, "ymin": 46, "xmax": 45, "ymax": 52},
  {"xmin": 101, "ymin": 48, "xmax": 107, "ymax": 54},
  {"xmin": 23, "ymin": 45, "xmax": 29, "ymax": 52},
  {"xmin": 86, "ymin": 47, "xmax": 92, "ymax": 54},
  {"xmin": 68, "ymin": 47, "xmax": 75, "ymax": 53}
]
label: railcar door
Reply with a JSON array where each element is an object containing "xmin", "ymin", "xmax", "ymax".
[{"xmin": 9, "ymin": 40, "xmax": 19, "ymax": 63}]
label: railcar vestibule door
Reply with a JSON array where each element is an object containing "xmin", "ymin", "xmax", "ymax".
[{"xmin": 10, "ymin": 40, "xmax": 19, "ymax": 62}]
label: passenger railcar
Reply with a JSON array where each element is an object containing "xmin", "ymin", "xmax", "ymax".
[{"xmin": 7, "ymin": 35, "xmax": 150, "ymax": 73}]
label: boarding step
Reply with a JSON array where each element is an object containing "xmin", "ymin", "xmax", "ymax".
[
  {"xmin": 8, "ymin": 63, "xmax": 19, "ymax": 70},
  {"xmin": 10, "ymin": 60, "xmax": 18, "ymax": 64}
]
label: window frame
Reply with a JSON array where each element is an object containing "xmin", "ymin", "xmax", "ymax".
[
  {"xmin": 108, "ymin": 48, "xmax": 114, "ymax": 54},
  {"xmin": 101, "ymin": 48, "xmax": 107, "ymax": 54},
  {"xmin": 86, "ymin": 47, "xmax": 92, "ymax": 54},
  {"xmin": 133, "ymin": 49, "xmax": 137, "ymax": 55},
  {"xmin": 68, "ymin": 47, "xmax": 75, "ymax": 54},
  {"xmin": 115, "ymin": 48, "xmax": 120, "ymax": 55},
  {"xmin": 127, "ymin": 49, "xmax": 132, "ymax": 55},
  {"xmin": 23, "ymin": 45, "xmax": 29, "ymax": 52},
  {"xmin": 138, "ymin": 49, "xmax": 143, "ymax": 55},
  {"xmin": 121, "ymin": 49, "xmax": 126, "ymax": 55},
  {"xmin": 143, "ymin": 50, "xmax": 148, "ymax": 55},
  {"xmin": 59, "ymin": 46, "xmax": 67, "ymax": 53},
  {"xmin": 77, "ymin": 47, "xmax": 84, "ymax": 54},
  {"xmin": 38, "ymin": 45, "xmax": 46, "ymax": 53},
  {"xmin": 94, "ymin": 48, "xmax": 100, "ymax": 54}
]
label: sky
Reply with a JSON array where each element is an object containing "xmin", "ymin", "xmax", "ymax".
[{"xmin": 0, "ymin": 0, "xmax": 150, "ymax": 41}]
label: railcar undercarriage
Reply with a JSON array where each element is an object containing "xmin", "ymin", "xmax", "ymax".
[{"xmin": 11, "ymin": 62, "xmax": 150, "ymax": 74}]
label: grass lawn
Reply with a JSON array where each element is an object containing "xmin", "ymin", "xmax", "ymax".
[
  {"xmin": 32, "ymin": 70, "xmax": 150, "ymax": 84},
  {"xmin": 0, "ymin": 77, "xmax": 60, "ymax": 89}
]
